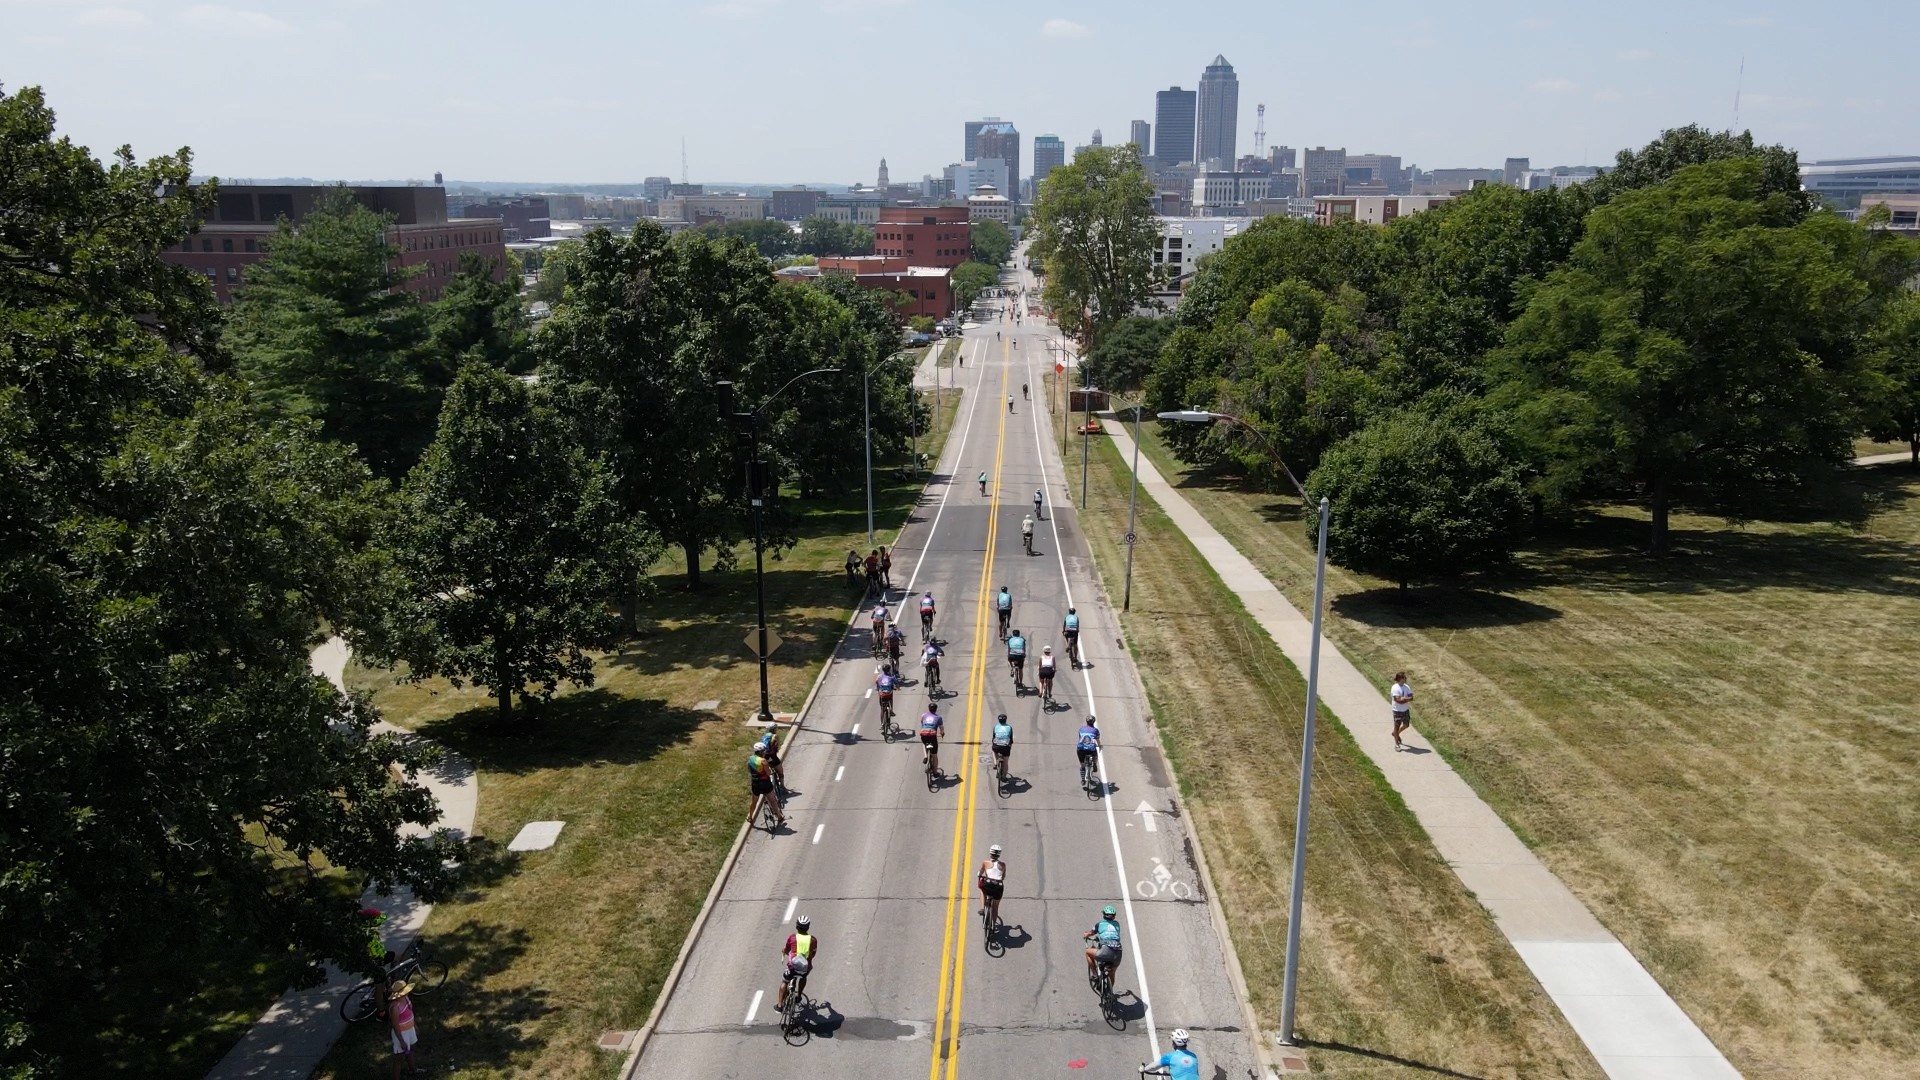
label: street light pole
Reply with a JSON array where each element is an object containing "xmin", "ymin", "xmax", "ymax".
[
  {"xmin": 1102, "ymin": 394, "xmax": 1146, "ymax": 611},
  {"xmin": 1158, "ymin": 408, "xmax": 1329, "ymax": 1044},
  {"xmin": 863, "ymin": 350, "xmax": 914, "ymax": 547},
  {"xmin": 719, "ymin": 367, "xmax": 841, "ymax": 726}
]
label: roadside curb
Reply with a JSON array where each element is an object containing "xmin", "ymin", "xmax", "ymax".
[{"xmin": 618, "ymin": 460, "xmax": 948, "ymax": 1078}]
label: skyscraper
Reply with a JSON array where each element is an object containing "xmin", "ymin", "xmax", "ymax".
[
  {"xmin": 1196, "ymin": 54, "xmax": 1239, "ymax": 168},
  {"xmin": 1033, "ymin": 134, "xmax": 1066, "ymax": 192},
  {"xmin": 1154, "ymin": 86, "xmax": 1196, "ymax": 168},
  {"xmin": 1130, "ymin": 120, "xmax": 1150, "ymax": 151},
  {"xmin": 1504, "ymin": 157, "xmax": 1530, "ymax": 186},
  {"xmin": 973, "ymin": 122, "xmax": 1021, "ymax": 204}
]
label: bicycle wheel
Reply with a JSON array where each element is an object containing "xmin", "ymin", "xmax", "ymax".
[
  {"xmin": 407, "ymin": 959, "xmax": 448, "ymax": 996},
  {"xmin": 339, "ymin": 980, "xmax": 380, "ymax": 1022},
  {"xmin": 927, "ymin": 763, "xmax": 940, "ymax": 793}
]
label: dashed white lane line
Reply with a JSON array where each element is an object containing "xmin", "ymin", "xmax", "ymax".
[
  {"xmin": 783, "ymin": 896, "xmax": 798, "ymax": 922},
  {"xmin": 835, "ymin": 765, "xmax": 846, "ymax": 783},
  {"xmin": 744, "ymin": 989, "xmax": 763, "ymax": 1025},
  {"xmin": 864, "ymin": 688, "xmax": 873, "ymax": 699},
  {"xmin": 812, "ymin": 823, "xmax": 825, "ymax": 845},
  {"xmin": 850, "ymin": 723, "xmax": 860, "ymax": 738}
]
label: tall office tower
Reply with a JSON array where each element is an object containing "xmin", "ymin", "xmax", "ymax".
[
  {"xmin": 964, "ymin": 117, "xmax": 1007, "ymax": 161},
  {"xmin": 1131, "ymin": 120, "xmax": 1151, "ymax": 151},
  {"xmin": 1154, "ymin": 86, "xmax": 1197, "ymax": 167},
  {"xmin": 1033, "ymin": 134, "xmax": 1066, "ymax": 192},
  {"xmin": 1504, "ymin": 157, "xmax": 1530, "ymax": 186},
  {"xmin": 643, "ymin": 176, "xmax": 673, "ymax": 201},
  {"xmin": 1196, "ymin": 54, "xmax": 1239, "ymax": 167},
  {"xmin": 1270, "ymin": 145, "xmax": 1296, "ymax": 171},
  {"xmin": 1302, "ymin": 146, "xmax": 1347, "ymax": 197},
  {"xmin": 973, "ymin": 121, "xmax": 1022, "ymax": 204}
]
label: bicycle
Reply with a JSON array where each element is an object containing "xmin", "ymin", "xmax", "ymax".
[
  {"xmin": 1080, "ymin": 754, "xmax": 1100, "ymax": 796},
  {"xmin": 341, "ymin": 940, "xmax": 448, "ymax": 1022},
  {"xmin": 869, "ymin": 620, "xmax": 885, "ymax": 651},
  {"xmin": 756, "ymin": 792, "xmax": 782, "ymax": 833},
  {"xmin": 1064, "ymin": 632, "xmax": 1080, "ymax": 667},
  {"xmin": 924, "ymin": 659, "xmax": 942, "ymax": 696},
  {"xmin": 920, "ymin": 610, "xmax": 933, "ymax": 641},
  {"xmin": 997, "ymin": 610, "xmax": 1011, "ymax": 641},
  {"xmin": 779, "ymin": 970, "xmax": 812, "ymax": 1044},
  {"xmin": 924, "ymin": 747, "xmax": 942, "ymax": 792},
  {"xmin": 1023, "ymin": 531, "xmax": 1033, "ymax": 556},
  {"xmin": 878, "ymin": 693, "xmax": 895, "ymax": 736},
  {"xmin": 1008, "ymin": 655, "xmax": 1025, "ymax": 688},
  {"xmin": 1039, "ymin": 670, "xmax": 1054, "ymax": 707}
]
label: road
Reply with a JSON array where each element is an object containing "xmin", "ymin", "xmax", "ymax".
[{"xmin": 632, "ymin": 289, "xmax": 1259, "ymax": 1080}]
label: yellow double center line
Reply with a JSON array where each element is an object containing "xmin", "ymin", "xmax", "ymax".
[{"xmin": 926, "ymin": 352, "xmax": 1010, "ymax": 1078}]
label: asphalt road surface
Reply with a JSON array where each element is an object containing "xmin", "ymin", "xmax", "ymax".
[{"xmin": 633, "ymin": 305, "xmax": 1259, "ymax": 1080}]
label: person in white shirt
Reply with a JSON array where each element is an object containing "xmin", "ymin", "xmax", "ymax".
[{"xmin": 1390, "ymin": 671, "xmax": 1414, "ymax": 750}]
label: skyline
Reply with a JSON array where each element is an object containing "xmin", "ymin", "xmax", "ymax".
[{"xmin": 2, "ymin": 0, "xmax": 1914, "ymax": 185}]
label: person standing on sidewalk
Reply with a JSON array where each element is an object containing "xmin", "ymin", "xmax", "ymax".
[
  {"xmin": 382, "ymin": 979, "xmax": 421, "ymax": 1078},
  {"xmin": 1390, "ymin": 671, "xmax": 1414, "ymax": 750}
]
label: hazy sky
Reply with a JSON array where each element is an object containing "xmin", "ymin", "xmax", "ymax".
[{"xmin": 4, "ymin": 0, "xmax": 1913, "ymax": 185}]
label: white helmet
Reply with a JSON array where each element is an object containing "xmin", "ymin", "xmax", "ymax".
[
  {"xmin": 1042, "ymin": 646, "xmax": 1053, "ymax": 654},
  {"xmin": 1171, "ymin": 1028, "xmax": 1190, "ymax": 1048}
]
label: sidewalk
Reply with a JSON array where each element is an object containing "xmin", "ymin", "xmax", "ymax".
[
  {"xmin": 1102, "ymin": 420, "xmax": 1741, "ymax": 1080},
  {"xmin": 205, "ymin": 638, "xmax": 477, "ymax": 1080}
]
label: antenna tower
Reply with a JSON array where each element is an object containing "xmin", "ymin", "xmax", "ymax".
[
  {"xmin": 1254, "ymin": 104, "xmax": 1266, "ymax": 157},
  {"xmin": 681, "ymin": 137, "xmax": 689, "ymax": 185},
  {"xmin": 1732, "ymin": 56, "xmax": 1744, "ymax": 130}
]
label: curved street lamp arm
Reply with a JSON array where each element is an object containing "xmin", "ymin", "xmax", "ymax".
[{"xmin": 752, "ymin": 366, "xmax": 843, "ymax": 417}]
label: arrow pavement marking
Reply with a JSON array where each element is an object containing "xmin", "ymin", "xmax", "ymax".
[{"xmin": 1133, "ymin": 801, "xmax": 1157, "ymax": 833}]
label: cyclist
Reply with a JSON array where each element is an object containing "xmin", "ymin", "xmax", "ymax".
[
  {"xmin": 919, "ymin": 702, "xmax": 945, "ymax": 775},
  {"xmin": 777, "ymin": 915, "xmax": 818, "ymax": 1013},
  {"xmin": 1076, "ymin": 716, "xmax": 1101, "ymax": 788},
  {"xmin": 1143, "ymin": 1029, "xmax": 1200, "ymax": 1080},
  {"xmin": 1033, "ymin": 488, "xmax": 1044, "ymax": 519},
  {"xmin": 978, "ymin": 843, "xmax": 1007, "ymax": 927},
  {"xmin": 1006, "ymin": 628, "xmax": 1027, "ymax": 687},
  {"xmin": 1083, "ymin": 904, "xmax": 1123, "ymax": 983},
  {"xmin": 875, "ymin": 664, "xmax": 897, "ymax": 729},
  {"xmin": 1062, "ymin": 606, "xmax": 1081, "ymax": 665},
  {"xmin": 884, "ymin": 621, "xmax": 904, "ymax": 666},
  {"xmin": 996, "ymin": 586, "xmax": 1013, "ymax": 640},
  {"xmin": 755, "ymin": 729, "xmax": 786, "ymax": 793},
  {"xmin": 749, "ymin": 743, "xmax": 786, "ymax": 828},
  {"xmin": 1021, "ymin": 514, "xmax": 1034, "ymax": 555},
  {"xmin": 990, "ymin": 712, "xmax": 1013, "ymax": 781},
  {"xmin": 921, "ymin": 637, "xmax": 944, "ymax": 693},
  {"xmin": 1037, "ymin": 646, "xmax": 1057, "ymax": 705},
  {"xmin": 978, "ymin": 471, "xmax": 988, "ymax": 496},
  {"xmin": 918, "ymin": 591, "xmax": 936, "ymax": 639},
  {"xmin": 869, "ymin": 601, "xmax": 888, "ymax": 649},
  {"xmin": 1007, "ymin": 394, "xmax": 1014, "ymax": 414}
]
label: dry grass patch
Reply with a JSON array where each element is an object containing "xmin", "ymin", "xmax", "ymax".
[
  {"xmin": 312, "ymin": 392, "xmax": 962, "ymax": 1080},
  {"xmin": 1129, "ymin": 424, "xmax": 1920, "ymax": 1079},
  {"xmin": 1059, "ymin": 417, "xmax": 1601, "ymax": 1079}
]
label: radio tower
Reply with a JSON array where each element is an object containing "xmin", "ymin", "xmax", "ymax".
[
  {"xmin": 681, "ymin": 137, "xmax": 689, "ymax": 185},
  {"xmin": 1253, "ymin": 104, "xmax": 1266, "ymax": 157}
]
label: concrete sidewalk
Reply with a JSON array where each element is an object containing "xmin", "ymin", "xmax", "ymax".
[
  {"xmin": 1101, "ymin": 420, "xmax": 1741, "ymax": 1080},
  {"xmin": 205, "ymin": 638, "xmax": 477, "ymax": 1080}
]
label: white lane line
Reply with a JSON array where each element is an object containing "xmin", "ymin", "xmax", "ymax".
[
  {"xmin": 898, "ymin": 333, "xmax": 990, "ymax": 600},
  {"xmin": 864, "ymin": 688, "xmax": 873, "ymax": 699},
  {"xmin": 812, "ymin": 823, "xmax": 825, "ymax": 845},
  {"xmin": 1022, "ymin": 343, "xmax": 1162, "ymax": 1062},
  {"xmin": 744, "ymin": 989, "xmax": 763, "ymax": 1025},
  {"xmin": 850, "ymin": 723, "xmax": 860, "ymax": 738},
  {"xmin": 783, "ymin": 896, "xmax": 798, "ymax": 922},
  {"xmin": 835, "ymin": 765, "xmax": 845, "ymax": 783}
]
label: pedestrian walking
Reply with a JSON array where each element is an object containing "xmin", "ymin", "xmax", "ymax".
[
  {"xmin": 844, "ymin": 549, "xmax": 860, "ymax": 589},
  {"xmin": 879, "ymin": 545, "xmax": 893, "ymax": 589},
  {"xmin": 382, "ymin": 979, "xmax": 421, "ymax": 1078},
  {"xmin": 1390, "ymin": 671, "xmax": 1414, "ymax": 750}
]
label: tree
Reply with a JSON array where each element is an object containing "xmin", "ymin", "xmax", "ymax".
[
  {"xmin": 226, "ymin": 187, "xmax": 435, "ymax": 477},
  {"xmin": 1028, "ymin": 144, "xmax": 1161, "ymax": 359},
  {"xmin": 970, "ymin": 217, "xmax": 1012, "ymax": 266},
  {"xmin": 1867, "ymin": 291, "xmax": 1920, "ymax": 465},
  {"xmin": 386, "ymin": 365, "xmax": 657, "ymax": 720},
  {"xmin": 1305, "ymin": 402, "xmax": 1532, "ymax": 589},
  {"xmin": 1588, "ymin": 124, "xmax": 1814, "ymax": 215},
  {"xmin": 531, "ymin": 238, "xmax": 584, "ymax": 306},
  {"xmin": 952, "ymin": 261, "xmax": 998, "ymax": 314},
  {"xmin": 1087, "ymin": 315, "xmax": 1171, "ymax": 395},
  {"xmin": 1501, "ymin": 159, "xmax": 1891, "ymax": 552},
  {"xmin": 426, "ymin": 252, "xmax": 529, "ymax": 378},
  {"xmin": 710, "ymin": 218, "xmax": 798, "ymax": 260},
  {"xmin": 1, "ymin": 85, "xmax": 456, "ymax": 1075},
  {"xmin": 797, "ymin": 216, "xmax": 873, "ymax": 257}
]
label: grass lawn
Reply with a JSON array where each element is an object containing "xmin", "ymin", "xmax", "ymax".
[
  {"xmin": 1057, "ymin": 413, "xmax": 1601, "ymax": 1078},
  {"xmin": 1126, "ymin": 422, "xmax": 1920, "ymax": 1079},
  {"xmin": 312, "ymin": 387, "xmax": 962, "ymax": 1080}
]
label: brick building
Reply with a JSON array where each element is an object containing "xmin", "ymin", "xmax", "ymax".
[
  {"xmin": 871, "ymin": 206, "xmax": 970, "ymax": 269},
  {"xmin": 816, "ymin": 256, "xmax": 954, "ymax": 319},
  {"xmin": 162, "ymin": 185, "xmax": 505, "ymax": 304}
]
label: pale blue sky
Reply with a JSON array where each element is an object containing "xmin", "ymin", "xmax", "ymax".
[{"xmin": 2, "ymin": 0, "xmax": 1912, "ymax": 185}]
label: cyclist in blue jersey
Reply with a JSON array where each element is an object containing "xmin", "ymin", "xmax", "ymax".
[
  {"xmin": 1142, "ymin": 1029, "xmax": 1199, "ymax": 1080},
  {"xmin": 1076, "ymin": 716, "xmax": 1100, "ymax": 789},
  {"xmin": 1062, "ymin": 606, "xmax": 1081, "ymax": 666},
  {"xmin": 1083, "ymin": 904, "xmax": 1123, "ymax": 981},
  {"xmin": 1006, "ymin": 629, "xmax": 1027, "ymax": 687},
  {"xmin": 995, "ymin": 586, "xmax": 1013, "ymax": 640},
  {"xmin": 919, "ymin": 702, "xmax": 945, "ymax": 775}
]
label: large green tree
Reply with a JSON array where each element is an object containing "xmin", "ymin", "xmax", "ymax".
[
  {"xmin": 426, "ymin": 251, "xmax": 529, "ymax": 378},
  {"xmin": 705, "ymin": 217, "xmax": 797, "ymax": 260},
  {"xmin": 952, "ymin": 260, "xmax": 998, "ymax": 313},
  {"xmin": 797, "ymin": 216, "xmax": 873, "ymax": 257},
  {"xmin": 1085, "ymin": 315, "xmax": 1171, "ymax": 394},
  {"xmin": 1, "ymin": 85, "xmax": 456, "ymax": 1076},
  {"xmin": 226, "ymin": 187, "xmax": 435, "ymax": 477},
  {"xmin": 1588, "ymin": 124, "xmax": 1813, "ymax": 214},
  {"xmin": 1028, "ymin": 144, "xmax": 1161, "ymax": 359},
  {"xmin": 1501, "ymin": 159, "xmax": 1896, "ymax": 552},
  {"xmin": 386, "ymin": 365, "xmax": 657, "ymax": 719},
  {"xmin": 970, "ymin": 217, "xmax": 1012, "ymax": 266},
  {"xmin": 530, "ymin": 238, "xmax": 584, "ymax": 306},
  {"xmin": 1867, "ymin": 291, "xmax": 1920, "ymax": 466}
]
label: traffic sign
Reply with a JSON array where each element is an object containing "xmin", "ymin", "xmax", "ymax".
[
  {"xmin": 1124, "ymin": 532, "xmax": 1137, "ymax": 546},
  {"xmin": 1055, "ymin": 362, "xmax": 1065, "ymax": 374},
  {"xmin": 742, "ymin": 628, "xmax": 783, "ymax": 660}
]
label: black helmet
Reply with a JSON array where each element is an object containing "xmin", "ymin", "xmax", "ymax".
[
  {"xmin": 796, "ymin": 915, "xmax": 811, "ymax": 931},
  {"xmin": 928, "ymin": 702, "xmax": 939, "ymax": 712},
  {"xmin": 1068, "ymin": 606, "xmax": 1076, "ymax": 614},
  {"xmin": 997, "ymin": 713, "xmax": 1008, "ymax": 722}
]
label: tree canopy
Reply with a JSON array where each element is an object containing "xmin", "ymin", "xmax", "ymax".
[
  {"xmin": 952, "ymin": 261, "xmax": 998, "ymax": 313},
  {"xmin": 1028, "ymin": 144, "xmax": 1161, "ymax": 356},
  {"xmin": 797, "ymin": 216, "xmax": 874, "ymax": 257},
  {"xmin": 426, "ymin": 251, "xmax": 530, "ymax": 377},
  {"xmin": 970, "ymin": 217, "xmax": 1012, "ymax": 266}
]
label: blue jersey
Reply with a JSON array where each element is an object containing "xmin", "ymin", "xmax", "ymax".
[
  {"xmin": 1063, "ymin": 613, "xmax": 1079, "ymax": 632},
  {"xmin": 1091, "ymin": 918, "xmax": 1121, "ymax": 947},
  {"xmin": 1077, "ymin": 726, "xmax": 1100, "ymax": 751},
  {"xmin": 1152, "ymin": 1049, "xmax": 1199, "ymax": 1080},
  {"xmin": 992, "ymin": 722, "xmax": 1013, "ymax": 747},
  {"xmin": 996, "ymin": 591, "xmax": 1012, "ymax": 612},
  {"xmin": 1006, "ymin": 634, "xmax": 1027, "ymax": 657},
  {"xmin": 876, "ymin": 673, "xmax": 895, "ymax": 694}
]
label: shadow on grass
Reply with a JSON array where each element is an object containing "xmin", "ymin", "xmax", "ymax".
[
  {"xmin": 1333, "ymin": 587, "xmax": 1564, "ymax": 630},
  {"xmin": 411, "ymin": 691, "xmax": 709, "ymax": 778},
  {"xmin": 1294, "ymin": 1038, "xmax": 1489, "ymax": 1079}
]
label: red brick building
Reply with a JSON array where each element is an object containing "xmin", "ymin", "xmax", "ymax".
[
  {"xmin": 816, "ymin": 256, "xmax": 954, "ymax": 319},
  {"xmin": 872, "ymin": 206, "xmax": 971, "ymax": 269},
  {"xmin": 161, "ymin": 185, "xmax": 507, "ymax": 304}
]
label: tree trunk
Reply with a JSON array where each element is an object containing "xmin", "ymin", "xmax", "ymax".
[
  {"xmin": 682, "ymin": 537, "xmax": 702, "ymax": 589},
  {"xmin": 495, "ymin": 642, "xmax": 514, "ymax": 722},
  {"xmin": 1909, "ymin": 432, "xmax": 1918, "ymax": 467},
  {"xmin": 1648, "ymin": 475, "xmax": 1671, "ymax": 556}
]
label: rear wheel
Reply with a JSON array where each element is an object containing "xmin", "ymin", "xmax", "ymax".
[
  {"xmin": 339, "ymin": 981, "xmax": 379, "ymax": 1022},
  {"xmin": 407, "ymin": 959, "xmax": 448, "ymax": 996}
]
